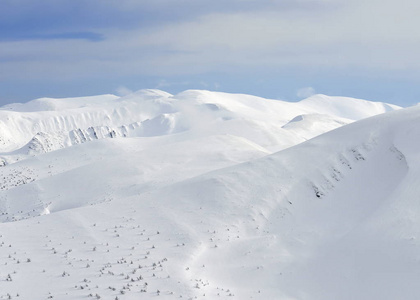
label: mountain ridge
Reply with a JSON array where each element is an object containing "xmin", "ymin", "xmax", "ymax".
[{"xmin": 0, "ymin": 90, "xmax": 400, "ymax": 164}]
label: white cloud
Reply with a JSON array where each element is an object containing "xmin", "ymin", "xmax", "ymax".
[
  {"xmin": 115, "ymin": 86, "xmax": 133, "ymax": 96},
  {"xmin": 296, "ymin": 87, "xmax": 316, "ymax": 99}
]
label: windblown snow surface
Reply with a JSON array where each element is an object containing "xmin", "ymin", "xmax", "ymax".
[{"xmin": 1, "ymin": 89, "xmax": 417, "ymax": 300}]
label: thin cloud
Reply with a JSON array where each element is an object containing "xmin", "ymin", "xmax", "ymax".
[
  {"xmin": 297, "ymin": 87, "xmax": 316, "ymax": 99},
  {"xmin": 115, "ymin": 86, "xmax": 133, "ymax": 96},
  {"xmin": 0, "ymin": 32, "xmax": 104, "ymax": 42}
]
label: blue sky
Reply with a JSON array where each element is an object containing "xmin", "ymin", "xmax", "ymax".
[{"xmin": 1, "ymin": 0, "xmax": 420, "ymax": 106}]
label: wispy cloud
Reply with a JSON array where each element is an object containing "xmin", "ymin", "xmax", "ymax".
[
  {"xmin": 0, "ymin": 32, "xmax": 104, "ymax": 42},
  {"xmin": 115, "ymin": 86, "xmax": 133, "ymax": 96},
  {"xmin": 296, "ymin": 87, "xmax": 316, "ymax": 99},
  {"xmin": 0, "ymin": 0, "xmax": 340, "ymax": 42},
  {"xmin": 3, "ymin": 0, "xmax": 420, "ymax": 78}
]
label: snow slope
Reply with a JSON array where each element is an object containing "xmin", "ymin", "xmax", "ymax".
[{"xmin": 0, "ymin": 90, "xmax": 415, "ymax": 300}]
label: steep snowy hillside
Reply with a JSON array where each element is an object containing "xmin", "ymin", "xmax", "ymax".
[{"xmin": 0, "ymin": 90, "xmax": 414, "ymax": 300}]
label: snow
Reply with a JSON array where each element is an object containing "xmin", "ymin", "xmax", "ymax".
[
  {"xmin": 1, "ymin": 89, "xmax": 417, "ymax": 300},
  {"xmin": 299, "ymin": 94, "xmax": 401, "ymax": 119},
  {"xmin": 1, "ymin": 94, "xmax": 120, "ymax": 112},
  {"xmin": 0, "ymin": 90, "xmax": 398, "ymax": 161}
]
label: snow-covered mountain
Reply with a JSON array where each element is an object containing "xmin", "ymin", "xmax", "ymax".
[
  {"xmin": 0, "ymin": 90, "xmax": 398, "ymax": 164},
  {"xmin": 1, "ymin": 89, "xmax": 416, "ymax": 300}
]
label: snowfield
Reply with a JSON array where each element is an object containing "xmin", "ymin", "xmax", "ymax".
[{"xmin": 1, "ymin": 89, "xmax": 418, "ymax": 300}]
